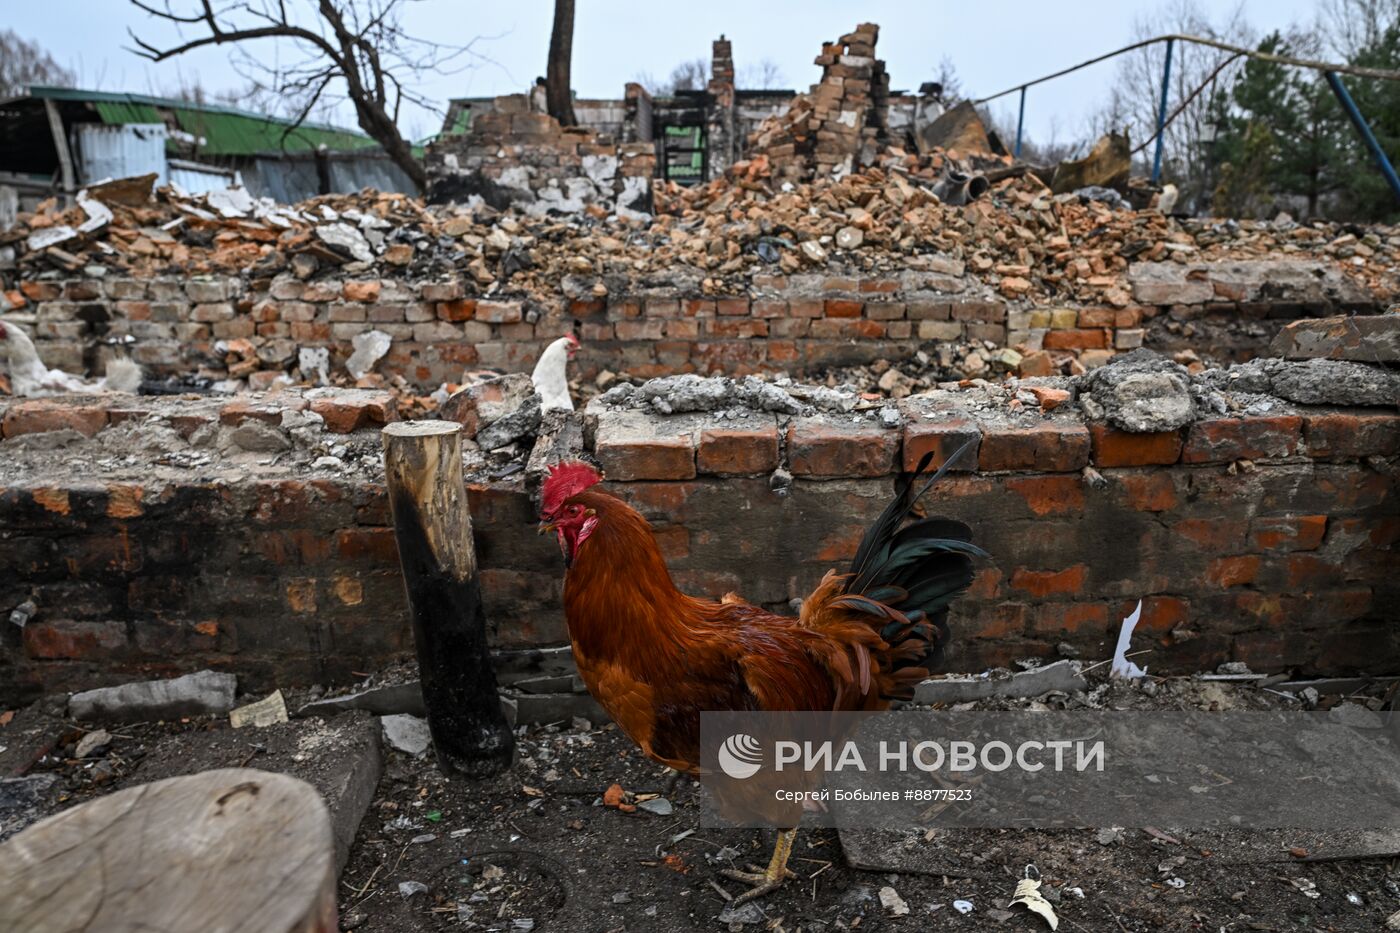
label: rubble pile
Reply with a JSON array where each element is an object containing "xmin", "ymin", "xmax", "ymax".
[
  {"xmin": 745, "ymin": 22, "xmax": 892, "ymax": 180},
  {"xmin": 3, "ymin": 165, "xmax": 1396, "ymax": 315}
]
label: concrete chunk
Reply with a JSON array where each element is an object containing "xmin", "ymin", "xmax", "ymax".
[
  {"xmin": 911, "ymin": 660, "xmax": 1086, "ymax": 705},
  {"xmin": 1270, "ymin": 315, "xmax": 1400, "ymax": 364},
  {"xmin": 68, "ymin": 670, "xmax": 238, "ymax": 723}
]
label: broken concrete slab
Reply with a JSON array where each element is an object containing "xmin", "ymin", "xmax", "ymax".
[
  {"xmin": 1198, "ymin": 357, "xmax": 1400, "ymax": 407},
  {"xmin": 298, "ymin": 681, "xmax": 428, "ymax": 719},
  {"xmin": 381, "ymin": 713, "xmax": 432, "ymax": 756},
  {"xmin": 910, "ymin": 660, "xmax": 1086, "ymax": 705},
  {"xmin": 1270, "ymin": 314, "xmax": 1400, "ymax": 363},
  {"xmin": 68, "ymin": 670, "xmax": 238, "ymax": 723},
  {"xmin": 1077, "ymin": 350, "xmax": 1197, "ymax": 432},
  {"xmin": 475, "ymin": 392, "xmax": 542, "ymax": 451}
]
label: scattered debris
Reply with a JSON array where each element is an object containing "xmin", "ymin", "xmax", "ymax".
[
  {"xmin": 912, "ymin": 660, "xmax": 1086, "ymax": 705},
  {"xmin": 380, "ymin": 714, "xmax": 432, "ymax": 756},
  {"xmin": 344, "ymin": 330, "xmax": 391, "ymax": 380},
  {"xmin": 73, "ymin": 729, "xmax": 113, "ymax": 759},
  {"xmin": 68, "ymin": 670, "xmax": 238, "ymax": 723},
  {"xmin": 879, "ymin": 885, "xmax": 909, "ymax": 916},
  {"xmin": 229, "ymin": 690, "xmax": 290, "ymax": 728},
  {"xmin": 1008, "ymin": 868, "xmax": 1060, "ymax": 930},
  {"xmin": 1111, "ymin": 601, "xmax": 1148, "ymax": 680}
]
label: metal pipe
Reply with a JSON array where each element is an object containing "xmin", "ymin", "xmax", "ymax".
[
  {"xmin": 1152, "ymin": 38, "xmax": 1174, "ymax": 184},
  {"xmin": 1014, "ymin": 86, "xmax": 1026, "ymax": 159},
  {"xmin": 976, "ymin": 32, "xmax": 1400, "ymax": 107},
  {"xmin": 1325, "ymin": 70, "xmax": 1400, "ymax": 205}
]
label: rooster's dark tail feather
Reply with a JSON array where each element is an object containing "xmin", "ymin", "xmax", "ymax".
[{"xmin": 841, "ymin": 442, "xmax": 987, "ymax": 695}]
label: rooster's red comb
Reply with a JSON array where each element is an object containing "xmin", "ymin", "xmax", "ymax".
[{"xmin": 541, "ymin": 460, "xmax": 602, "ymax": 518}]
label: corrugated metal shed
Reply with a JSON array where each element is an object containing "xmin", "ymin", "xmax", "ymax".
[
  {"xmin": 76, "ymin": 124, "xmax": 169, "ymax": 186},
  {"xmin": 25, "ymin": 86, "xmax": 378, "ymax": 157}
]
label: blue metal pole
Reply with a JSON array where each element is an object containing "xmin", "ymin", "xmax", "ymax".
[
  {"xmin": 1325, "ymin": 70, "xmax": 1400, "ymax": 205},
  {"xmin": 1151, "ymin": 38, "xmax": 1174, "ymax": 184},
  {"xmin": 1015, "ymin": 86, "xmax": 1026, "ymax": 159}
]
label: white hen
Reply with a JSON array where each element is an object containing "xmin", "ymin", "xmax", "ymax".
[
  {"xmin": 531, "ymin": 333, "xmax": 580, "ymax": 412},
  {"xmin": 0, "ymin": 321, "xmax": 143, "ymax": 396}
]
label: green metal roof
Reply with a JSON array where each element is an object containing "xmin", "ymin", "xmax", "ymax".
[{"xmin": 25, "ymin": 86, "xmax": 379, "ymax": 156}]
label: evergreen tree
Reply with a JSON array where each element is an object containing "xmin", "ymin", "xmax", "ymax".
[{"xmin": 1333, "ymin": 24, "xmax": 1400, "ymax": 221}]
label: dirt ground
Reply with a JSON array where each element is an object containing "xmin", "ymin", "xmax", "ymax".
[{"xmin": 5, "ymin": 674, "xmax": 1398, "ymax": 932}]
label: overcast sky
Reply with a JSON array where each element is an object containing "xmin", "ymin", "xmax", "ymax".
[{"xmin": 11, "ymin": 0, "xmax": 1325, "ymax": 143}]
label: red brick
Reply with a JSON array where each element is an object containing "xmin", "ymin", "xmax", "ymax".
[
  {"xmin": 596, "ymin": 417, "xmax": 696, "ymax": 481},
  {"xmin": 906, "ymin": 301, "xmax": 950, "ymax": 321},
  {"xmin": 106, "ymin": 485, "xmax": 144, "ymax": 519},
  {"xmin": 865, "ymin": 302, "xmax": 905, "ymax": 320},
  {"xmin": 698, "ymin": 424, "xmax": 781, "ymax": 475},
  {"xmin": 220, "ymin": 398, "xmax": 302, "ymax": 427},
  {"xmin": 788, "ymin": 299, "xmax": 823, "ymax": 318},
  {"xmin": 20, "ymin": 281, "xmax": 61, "ymax": 301},
  {"xmin": 705, "ymin": 319, "xmax": 768, "ymax": 339},
  {"xmin": 949, "ymin": 301, "xmax": 1006, "ymax": 323},
  {"xmin": 335, "ymin": 527, "xmax": 399, "ymax": 563},
  {"xmin": 858, "ymin": 278, "xmax": 899, "ymax": 294},
  {"xmin": 437, "ymin": 299, "xmax": 477, "ymax": 321},
  {"xmin": 24, "ymin": 619, "xmax": 127, "ymax": 659},
  {"xmin": 1043, "ymin": 328, "xmax": 1108, "ymax": 349},
  {"xmin": 1172, "ymin": 518, "xmax": 1248, "ymax": 552},
  {"xmin": 1182, "ymin": 416, "xmax": 1302, "ymax": 463},
  {"xmin": 902, "ymin": 418, "xmax": 980, "ymax": 472},
  {"xmin": 1077, "ymin": 308, "xmax": 1116, "ymax": 327},
  {"xmin": 1119, "ymin": 473, "xmax": 1178, "ymax": 512},
  {"xmin": 681, "ymin": 299, "xmax": 714, "ymax": 318},
  {"xmin": 1135, "ymin": 596, "xmax": 1190, "ymax": 634},
  {"xmin": 1036, "ymin": 602, "xmax": 1110, "ymax": 635},
  {"xmin": 421, "ymin": 281, "xmax": 462, "ymax": 302},
  {"xmin": 716, "ymin": 298, "xmax": 750, "ymax": 316},
  {"xmin": 645, "ymin": 298, "xmax": 681, "ymax": 318},
  {"xmin": 1006, "ymin": 475, "xmax": 1084, "ymax": 516},
  {"xmin": 2, "ymin": 399, "xmax": 109, "ymax": 438},
  {"xmin": 1089, "ymin": 425, "xmax": 1183, "ymax": 466},
  {"xmin": 1303, "ymin": 411, "xmax": 1400, "ymax": 459},
  {"xmin": 787, "ymin": 419, "xmax": 898, "ymax": 477},
  {"xmin": 476, "ymin": 301, "xmax": 523, "ymax": 323},
  {"xmin": 343, "ymin": 280, "xmax": 381, "ymax": 302},
  {"xmin": 752, "ymin": 300, "xmax": 787, "ymax": 318},
  {"xmin": 1025, "ymin": 386, "xmax": 1070, "ymax": 412},
  {"xmin": 1010, "ymin": 564, "xmax": 1086, "ymax": 597},
  {"xmin": 824, "ymin": 299, "xmax": 863, "ymax": 318},
  {"xmin": 1207, "ymin": 555, "xmax": 1260, "ymax": 587},
  {"xmin": 767, "ymin": 340, "xmax": 799, "ymax": 363},
  {"xmin": 1250, "ymin": 515, "xmax": 1327, "ymax": 551},
  {"xmin": 979, "ymin": 423, "xmax": 1090, "ymax": 472},
  {"xmin": 309, "ymin": 390, "xmax": 397, "ymax": 433}
]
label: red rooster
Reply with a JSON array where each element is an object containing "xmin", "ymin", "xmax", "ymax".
[{"xmin": 539, "ymin": 448, "xmax": 984, "ymax": 902}]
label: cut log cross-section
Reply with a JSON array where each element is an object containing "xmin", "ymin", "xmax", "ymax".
[{"xmin": 0, "ymin": 768, "xmax": 337, "ymax": 932}]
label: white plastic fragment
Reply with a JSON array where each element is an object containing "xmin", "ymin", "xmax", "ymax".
[
  {"xmin": 345, "ymin": 329, "xmax": 391, "ymax": 379},
  {"xmin": 953, "ymin": 899, "xmax": 974, "ymax": 914},
  {"xmin": 1009, "ymin": 876, "xmax": 1059, "ymax": 929},
  {"xmin": 1110, "ymin": 600, "xmax": 1148, "ymax": 679}
]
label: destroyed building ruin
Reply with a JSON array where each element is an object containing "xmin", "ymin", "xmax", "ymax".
[{"xmin": 0, "ymin": 23, "xmax": 1397, "ymax": 709}]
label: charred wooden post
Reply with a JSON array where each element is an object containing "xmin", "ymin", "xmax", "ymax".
[
  {"xmin": 0, "ymin": 769, "xmax": 337, "ymax": 932},
  {"xmin": 382, "ymin": 420, "xmax": 515, "ymax": 777}
]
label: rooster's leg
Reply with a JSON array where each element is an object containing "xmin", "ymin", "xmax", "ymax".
[{"xmin": 720, "ymin": 827, "xmax": 798, "ymax": 905}]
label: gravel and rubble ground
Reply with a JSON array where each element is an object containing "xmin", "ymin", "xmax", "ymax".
[{"xmin": 3, "ymin": 668, "xmax": 1398, "ymax": 931}]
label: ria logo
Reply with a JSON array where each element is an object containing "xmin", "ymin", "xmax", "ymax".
[{"xmin": 718, "ymin": 733, "xmax": 763, "ymax": 779}]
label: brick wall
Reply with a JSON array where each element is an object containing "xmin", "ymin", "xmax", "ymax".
[
  {"xmin": 10, "ymin": 259, "xmax": 1379, "ymax": 391},
  {"xmin": 2, "ymin": 393, "xmax": 1394, "ymax": 702}
]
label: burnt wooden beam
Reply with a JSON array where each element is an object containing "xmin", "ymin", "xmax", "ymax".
[{"xmin": 382, "ymin": 420, "xmax": 514, "ymax": 777}]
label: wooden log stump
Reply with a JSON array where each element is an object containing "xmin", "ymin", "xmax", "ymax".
[
  {"xmin": 382, "ymin": 420, "xmax": 515, "ymax": 778},
  {"xmin": 0, "ymin": 768, "xmax": 336, "ymax": 933}
]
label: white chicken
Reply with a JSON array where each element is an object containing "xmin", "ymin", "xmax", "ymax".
[
  {"xmin": 531, "ymin": 333, "xmax": 580, "ymax": 412},
  {"xmin": 0, "ymin": 321, "xmax": 142, "ymax": 397}
]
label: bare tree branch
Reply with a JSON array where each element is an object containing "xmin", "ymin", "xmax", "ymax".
[{"xmin": 126, "ymin": 0, "xmax": 493, "ymax": 192}]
